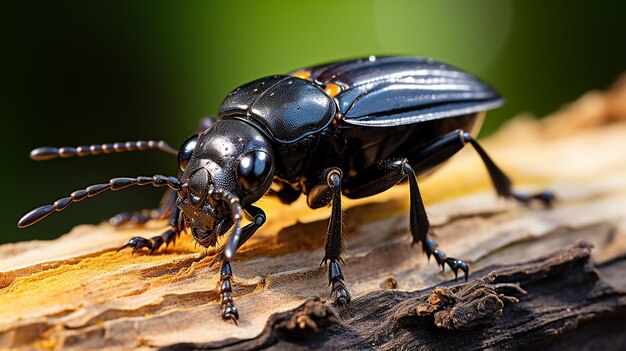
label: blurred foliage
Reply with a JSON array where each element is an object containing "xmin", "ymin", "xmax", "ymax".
[{"xmin": 2, "ymin": 1, "xmax": 625, "ymax": 243}]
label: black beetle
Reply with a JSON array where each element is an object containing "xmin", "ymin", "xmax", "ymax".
[{"xmin": 18, "ymin": 56, "xmax": 554, "ymax": 322}]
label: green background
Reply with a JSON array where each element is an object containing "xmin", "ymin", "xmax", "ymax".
[{"xmin": 2, "ymin": 1, "xmax": 625, "ymax": 243}]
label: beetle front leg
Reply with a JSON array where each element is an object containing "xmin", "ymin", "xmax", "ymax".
[
  {"xmin": 219, "ymin": 261, "xmax": 238, "ymax": 323},
  {"xmin": 212, "ymin": 205, "xmax": 266, "ymax": 262},
  {"xmin": 214, "ymin": 205, "xmax": 266, "ymax": 323},
  {"xmin": 308, "ymin": 168, "xmax": 351, "ymax": 307},
  {"xmin": 117, "ymin": 202, "xmax": 183, "ymax": 254}
]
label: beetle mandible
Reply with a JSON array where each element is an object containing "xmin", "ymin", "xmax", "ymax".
[{"xmin": 18, "ymin": 56, "xmax": 554, "ymax": 322}]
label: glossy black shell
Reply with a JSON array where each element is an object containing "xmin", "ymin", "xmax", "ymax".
[
  {"xmin": 217, "ymin": 56, "xmax": 503, "ymax": 198},
  {"xmin": 308, "ymin": 56, "xmax": 502, "ymax": 126},
  {"xmin": 219, "ymin": 76, "xmax": 336, "ymax": 144}
]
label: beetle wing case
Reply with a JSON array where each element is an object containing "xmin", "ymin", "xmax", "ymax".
[{"xmin": 306, "ymin": 56, "xmax": 503, "ymax": 127}]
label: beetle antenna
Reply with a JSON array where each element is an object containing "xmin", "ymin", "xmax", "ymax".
[
  {"xmin": 18, "ymin": 175, "xmax": 182, "ymax": 228},
  {"xmin": 210, "ymin": 188, "xmax": 242, "ymax": 260},
  {"xmin": 29, "ymin": 140, "xmax": 177, "ymax": 161}
]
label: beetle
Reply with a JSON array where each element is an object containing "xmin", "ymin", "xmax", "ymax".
[{"xmin": 18, "ymin": 56, "xmax": 554, "ymax": 323}]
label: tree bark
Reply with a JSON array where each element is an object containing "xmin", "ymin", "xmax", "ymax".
[{"xmin": 1, "ymin": 75, "xmax": 626, "ymax": 350}]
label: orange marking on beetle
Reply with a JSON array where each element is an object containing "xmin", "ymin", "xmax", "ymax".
[
  {"xmin": 324, "ymin": 83, "xmax": 341, "ymax": 98},
  {"xmin": 291, "ymin": 70, "xmax": 311, "ymax": 80}
]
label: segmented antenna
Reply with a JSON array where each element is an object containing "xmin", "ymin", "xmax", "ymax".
[
  {"xmin": 29, "ymin": 140, "xmax": 177, "ymax": 161},
  {"xmin": 18, "ymin": 175, "xmax": 182, "ymax": 228}
]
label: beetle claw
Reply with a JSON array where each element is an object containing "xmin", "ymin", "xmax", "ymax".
[
  {"xmin": 222, "ymin": 305, "xmax": 239, "ymax": 325},
  {"xmin": 512, "ymin": 190, "xmax": 556, "ymax": 208},
  {"xmin": 331, "ymin": 283, "xmax": 351, "ymax": 308},
  {"xmin": 445, "ymin": 257, "xmax": 469, "ymax": 281},
  {"xmin": 533, "ymin": 191, "xmax": 556, "ymax": 207},
  {"xmin": 219, "ymin": 261, "xmax": 240, "ymax": 324},
  {"xmin": 433, "ymin": 250, "xmax": 446, "ymax": 270},
  {"xmin": 117, "ymin": 236, "xmax": 152, "ymax": 254},
  {"xmin": 418, "ymin": 236, "xmax": 469, "ymax": 281},
  {"xmin": 118, "ymin": 229, "xmax": 179, "ymax": 255}
]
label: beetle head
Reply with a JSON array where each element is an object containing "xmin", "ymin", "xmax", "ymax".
[{"xmin": 177, "ymin": 119, "xmax": 274, "ymax": 247}]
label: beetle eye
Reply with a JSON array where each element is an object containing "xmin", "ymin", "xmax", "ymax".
[
  {"xmin": 178, "ymin": 134, "xmax": 198, "ymax": 171},
  {"xmin": 238, "ymin": 151, "xmax": 271, "ymax": 192}
]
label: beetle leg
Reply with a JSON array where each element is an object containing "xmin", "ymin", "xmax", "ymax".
[
  {"xmin": 116, "ymin": 228, "xmax": 178, "ymax": 255},
  {"xmin": 308, "ymin": 168, "xmax": 351, "ymax": 307},
  {"xmin": 461, "ymin": 132, "xmax": 555, "ymax": 207},
  {"xmin": 344, "ymin": 158, "xmax": 469, "ymax": 280},
  {"xmin": 212, "ymin": 205, "xmax": 266, "ymax": 323},
  {"xmin": 402, "ymin": 162, "xmax": 470, "ymax": 281},
  {"xmin": 211, "ymin": 205, "xmax": 266, "ymax": 265},
  {"xmin": 218, "ymin": 261, "xmax": 238, "ymax": 324},
  {"xmin": 407, "ymin": 130, "xmax": 554, "ymax": 207},
  {"xmin": 117, "ymin": 202, "xmax": 183, "ymax": 255}
]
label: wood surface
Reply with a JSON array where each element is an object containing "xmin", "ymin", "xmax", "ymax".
[{"xmin": 1, "ymin": 75, "xmax": 626, "ymax": 350}]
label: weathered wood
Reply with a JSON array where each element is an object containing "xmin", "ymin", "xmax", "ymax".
[
  {"xmin": 1, "ymin": 75, "xmax": 626, "ymax": 350},
  {"xmin": 164, "ymin": 242, "xmax": 626, "ymax": 350}
]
